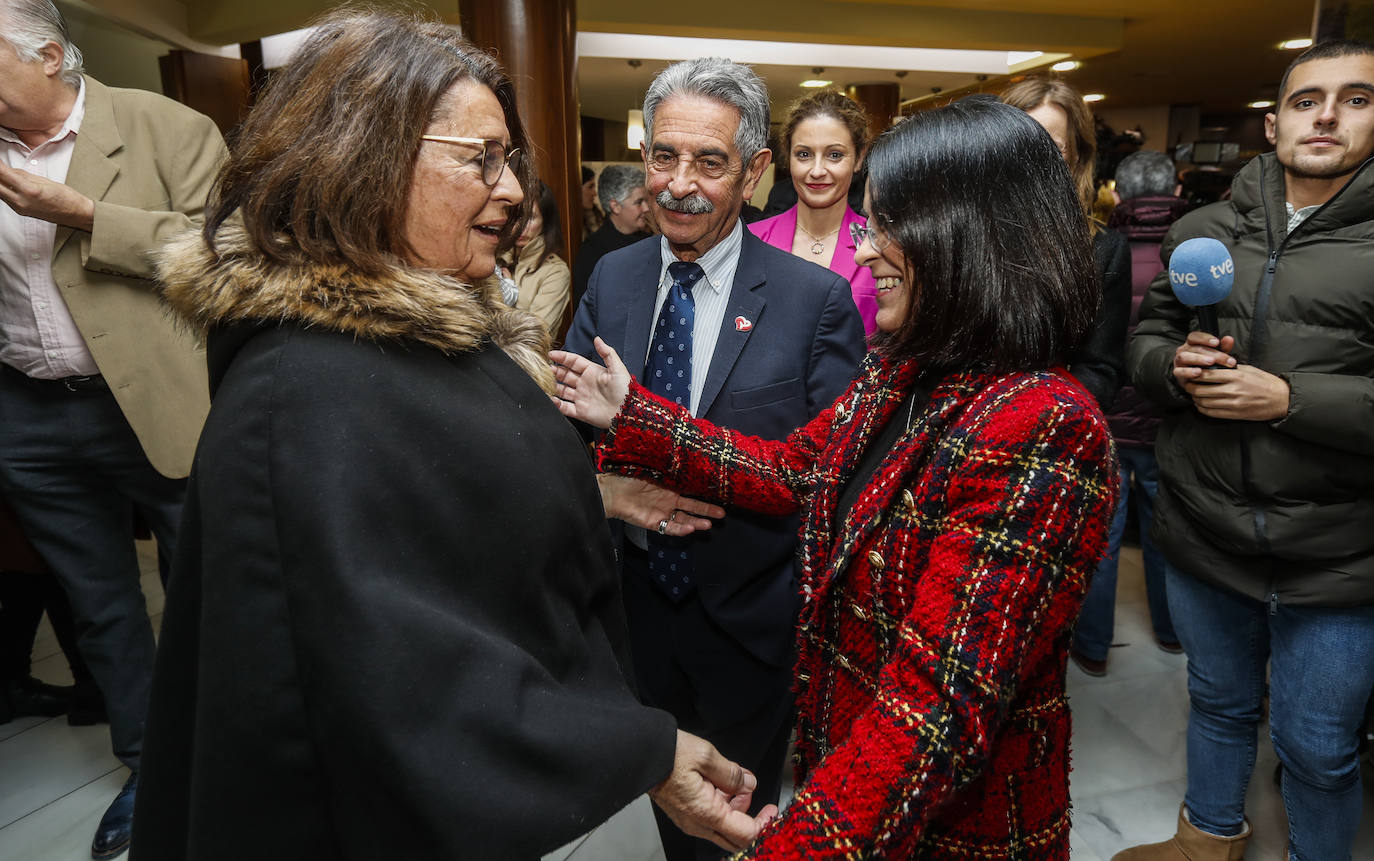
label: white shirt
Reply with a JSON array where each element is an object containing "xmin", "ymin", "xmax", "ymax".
[
  {"xmin": 628, "ymin": 219, "xmax": 745, "ymax": 550},
  {"xmin": 0, "ymin": 79, "xmax": 98, "ymax": 378},
  {"xmin": 646, "ymin": 218, "xmax": 744, "ymax": 417}
]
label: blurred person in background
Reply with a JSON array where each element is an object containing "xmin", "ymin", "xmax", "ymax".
[
  {"xmin": 749, "ymin": 91, "xmax": 878, "ymax": 335},
  {"xmin": 1071, "ymin": 149, "xmax": 1189, "ymax": 677},
  {"xmin": 1002, "ymin": 77, "xmax": 1131, "ymax": 429},
  {"xmin": 581, "ymin": 164, "xmax": 603, "ymax": 238},
  {"xmin": 496, "ymin": 179, "xmax": 571, "ymax": 338},
  {"xmin": 573, "ymin": 163, "xmax": 651, "ymax": 305}
]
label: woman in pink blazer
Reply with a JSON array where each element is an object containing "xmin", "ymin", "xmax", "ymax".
[{"xmin": 749, "ymin": 91, "xmax": 878, "ymax": 334}]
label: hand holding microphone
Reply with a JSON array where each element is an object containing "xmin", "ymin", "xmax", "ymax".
[
  {"xmin": 1166, "ymin": 238, "xmax": 1289, "ymax": 420},
  {"xmin": 1168, "ymin": 238, "xmax": 1237, "ymax": 378}
]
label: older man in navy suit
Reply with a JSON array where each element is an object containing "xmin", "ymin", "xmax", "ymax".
[{"xmin": 563, "ymin": 57, "xmax": 865, "ymax": 861}]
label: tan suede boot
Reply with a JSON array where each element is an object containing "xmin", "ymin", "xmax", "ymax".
[{"xmin": 1111, "ymin": 806, "xmax": 1250, "ymax": 861}]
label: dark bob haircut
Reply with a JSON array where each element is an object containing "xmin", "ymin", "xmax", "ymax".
[
  {"xmin": 866, "ymin": 96, "xmax": 1098, "ymax": 372},
  {"xmin": 204, "ymin": 8, "xmax": 533, "ymax": 275}
]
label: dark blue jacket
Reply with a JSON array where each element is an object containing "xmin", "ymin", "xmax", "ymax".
[{"xmin": 564, "ymin": 224, "xmax": 866, "ymax": 668}]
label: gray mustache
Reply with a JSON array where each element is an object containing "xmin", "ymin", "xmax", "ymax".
[{"xmin": 656, "ymin": 189, "xmax": 714, "ymax": 214}]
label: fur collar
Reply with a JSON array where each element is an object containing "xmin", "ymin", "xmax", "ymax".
[{"xmin": 157, "ymin": 226, "xmax": 554, "ymax": 394}]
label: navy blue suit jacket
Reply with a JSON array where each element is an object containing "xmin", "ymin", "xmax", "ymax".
[{"xmin": 564, "ymin": 224, "xmax": 865, "ymax": 668}]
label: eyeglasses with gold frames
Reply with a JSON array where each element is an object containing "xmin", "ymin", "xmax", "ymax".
[{"xmin": 420, "ymin": 135, "xmax": 522, "ymax": 187}]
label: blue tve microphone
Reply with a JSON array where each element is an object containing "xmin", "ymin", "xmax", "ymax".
[{"xmin": 1168, "ymin": 237, "xmax": 1234, "ymax": 337}]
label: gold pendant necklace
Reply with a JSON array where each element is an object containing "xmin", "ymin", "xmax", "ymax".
[{"xmin": 796, "ymin": 222, "xmax": 839, "ymax": 255}]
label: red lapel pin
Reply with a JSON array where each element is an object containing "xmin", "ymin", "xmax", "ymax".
[{"xmin": 734, "ymin": 315, "xmax": 753, "ymax": 332}]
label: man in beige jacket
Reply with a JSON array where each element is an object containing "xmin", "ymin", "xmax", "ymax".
[{"xmin": 0, "ymin": 2, "xmax": 224, "ymax": 857}]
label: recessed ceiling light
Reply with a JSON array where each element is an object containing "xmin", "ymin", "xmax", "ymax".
[
  {"xmin": 1279, "ymin": 38, "xmax": 1313, "ymax": 50},
  {"xmin": 1082, "ymin": 93, "xmax": 1105, "ymax": 103},
  {"xmin": 800, "ymin": 79, "xmax": 832, "ymax": 88},
  {"xmin": 1248, "ymin": 100, "xmax": 1276, "ymax": 109},
  {"xmin": 1051, "ymin": 60, "xmax": 1080, "ymax": 72}
]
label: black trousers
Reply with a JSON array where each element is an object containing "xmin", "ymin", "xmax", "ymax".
[
  {"xmin": 622, "ymin": 546, "xmax": 794, "ymax": 861},
  {"xmin": 0, "ymin": 368, "xmax": 186, "ymax": 768},
  {"xmin": 0, "ymin": 496, "xmax": 88, "ymax": 684},
  {"xmin": 0, "ymin": 570, "xmax": 88, "ymax": 683}
]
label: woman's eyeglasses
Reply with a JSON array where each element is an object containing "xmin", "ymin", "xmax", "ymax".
[
  {"xmin": 849, "ymin": 220, "xmax": 892, "ymax": 253},
  {"xmin": 420, "ymin": 136, "xmax": 521, "ymax": 187}
]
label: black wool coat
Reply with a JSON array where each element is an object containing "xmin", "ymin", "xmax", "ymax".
[{"xmin": 132, "ymin": 228, "xmax": 676, "ymax": 860}]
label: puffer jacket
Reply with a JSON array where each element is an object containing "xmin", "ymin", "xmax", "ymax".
[{"xmin": 1129, "ymin": 152, "xmax": 1374, "ymax": 606}]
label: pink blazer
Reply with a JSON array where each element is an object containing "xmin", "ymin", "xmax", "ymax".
[{"xmin": 749, "ymin": 205, "xmax": 878, "ymax": 335}]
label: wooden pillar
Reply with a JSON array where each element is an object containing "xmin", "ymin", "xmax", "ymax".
[
  {"xmin": 239, "ymin": 39, "xmax": 270, "ymax": 106},
  {"xmin": 158, "ymin": 49, "xmax": 252, "ymax": 137},
  {"xmin": 845, "ymin": 83, "xmax": 901, "ymax": 141},
  {"xmin": 1314, "ymin": 0, "xmax": 1373, "ymax": 42},
  {"xmin": 459, "ymin": 0, "xmax": 580, "ymax": 278}
]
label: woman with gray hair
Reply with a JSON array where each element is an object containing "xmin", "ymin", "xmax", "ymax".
[{"xmin": 131, "ymin": 10, "xmax": 764, "ymax": 860}]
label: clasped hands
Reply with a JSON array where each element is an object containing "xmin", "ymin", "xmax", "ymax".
[
  {"xmin": 653, "ymin": 730, "xmax": 778, "ymax": 852},
  {"xmin": 0, "ymin": 162, "xmax": 96, "ymax": 232},
  {"xmin": 1172, "ymin": 331, "xmax": 1289, "ymax": 422}
]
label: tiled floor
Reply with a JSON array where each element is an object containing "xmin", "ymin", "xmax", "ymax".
[{"xmin": 2, "ymin": 541, "xmax": 1371, "ymax": 860}]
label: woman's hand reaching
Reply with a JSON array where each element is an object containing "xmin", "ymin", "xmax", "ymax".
[
  {"xmin": 549, "ymin": 337, "xmax": 631, "ymax": 429},
  {"xmin": 597, "ymin": 474, "xmax": 724, "ymax": 537}
]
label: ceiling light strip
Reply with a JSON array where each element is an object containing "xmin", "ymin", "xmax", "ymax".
[{"xmin": 577, "ymin": 32, "xmax": 1047, "ymax": 75}]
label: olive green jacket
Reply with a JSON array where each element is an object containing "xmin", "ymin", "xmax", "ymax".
[{"xmin": 1129, "ymin": 152, "xmax": 1374, "ymax": 606}]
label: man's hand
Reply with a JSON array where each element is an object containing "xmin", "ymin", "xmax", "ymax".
[
  {"xmin": 597, "ymin": 474, "xmax": 725, "ymax": 536},
  {"xmin": 1172, "ymin": 331, "xmax": 1237, "ymax": 384},
  {"xmin": 549, "ymin": 336, "xmax": 632, "ymax": 429},
  {"xmin": 1171, "ymin": 331, "xmax": 1289, "ymax": 421},
  {"xmin": 1185, "ymin": 365, "xmax": 1290, "ymax": 421},
  {"xmin": 649, "ymin": 730, "xmax": 777, "ymax": 853},
  {"xmin": 0, "ymin": 162, "xmax": 95, "ymax": 231}
]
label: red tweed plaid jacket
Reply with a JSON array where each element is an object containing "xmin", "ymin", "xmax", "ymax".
[{"xmin": 598, "ymin": 353, "xmax": 1117, "ymax": 859}]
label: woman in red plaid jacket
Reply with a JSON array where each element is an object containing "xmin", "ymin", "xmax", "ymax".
[{"xmin": 553, "ymin": 96, "xmax": 1118, "ymax": 859}]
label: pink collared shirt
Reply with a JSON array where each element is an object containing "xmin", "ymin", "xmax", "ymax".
[{"xmin": 0, "ymin": 79, "xmax": 98, "ymax": 379}]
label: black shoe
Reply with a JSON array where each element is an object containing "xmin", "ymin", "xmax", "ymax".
[
  {"xmin": 1155, "ymin": 636, "xmax": 1184, "ymax": 655},
  {"xmin": 68, "ymin": 680, "xmax": 108, "ymax": 726},
  {"xmin": 91, "ymin": 772, "xmax": 137, "ymax": 859},
  {"xmin": 1069, "ymin": 646, "xmax": 1108, "ymax": 677},
  {"xmin": 3, "ymin": 676, "xmax": 72, "ymax": 719}
]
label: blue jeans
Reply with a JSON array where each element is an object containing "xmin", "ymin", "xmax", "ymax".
[
  {"xmin": 1073, "ymin": 445, "xmax": 1175, "ymax": 661},
  {"xmin": 1166, "ymin": 563, "xmax": 1374, "ymax": 860}
]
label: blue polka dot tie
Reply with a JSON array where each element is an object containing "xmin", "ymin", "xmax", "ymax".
[{"xmin": 644, "ymin": 261, "xmax": 704, "ymax": 602}]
